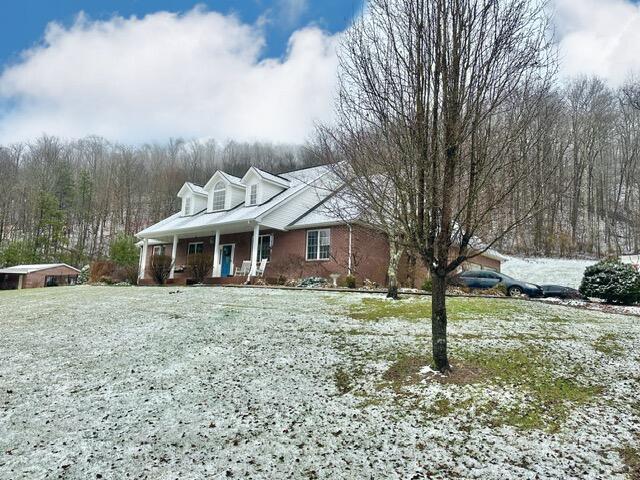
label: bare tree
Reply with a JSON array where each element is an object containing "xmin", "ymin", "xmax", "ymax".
[
  {"xmin": 315, "ymin": 129, "xmax": 407, "ymax": 298},
  {"xmin": 328, "ymin": 0, "xmax": 557, "ymax": 372}
]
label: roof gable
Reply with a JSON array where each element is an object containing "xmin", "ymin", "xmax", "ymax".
[
  {"xmin": 203, "ymin": 171, "xmax": 244, "ymax": 191},
  {"xmin": 178, "ymin": 182, "xmax": 207, "ymax": 198},
  {"xmin": 241, "ymin": 166, "xmax": 290, "ymax": 188}
]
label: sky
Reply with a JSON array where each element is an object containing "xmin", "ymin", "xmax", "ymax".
[{"xmin": 0, "ymin": 0, "xmax": 639, "ymax": 145}]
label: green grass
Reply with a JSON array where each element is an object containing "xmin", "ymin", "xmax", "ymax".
[
  {"xmin": 458, "ymin": 348, "xmax": 604, "ymax": 431},
  {"xmin": 380, "ymin": 351, "xmax": 432, "ymax": 393},
  {"xmin": 334, "ymin": 367, "xmax": 355, "ymax": 394},
  {"xmin": 593, "ymin": 333, "xmax": 624, "ymax": 356},
  {"xmin": 618, "ymin": 445, "xmax": 640, "ymax": 479},
  {"xmin": 330, "ymin": 295, "xmax": 606, "ymax": 430},
  {"xmin": 337, "ymin": 344, "xmax": 604, "ymax": 430},
  {"xmin": 345, "ymin": 296, "xmax": 525, "ymax": 322}
]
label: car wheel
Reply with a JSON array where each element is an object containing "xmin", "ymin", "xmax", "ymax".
[{"xmin": 508, "ymin": 286, "xmax": 524, "ymax": 297}]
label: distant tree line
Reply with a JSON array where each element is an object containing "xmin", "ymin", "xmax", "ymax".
[{"xmin": 0, "ymin": 136, "xmax": 319, "ymax": 266}]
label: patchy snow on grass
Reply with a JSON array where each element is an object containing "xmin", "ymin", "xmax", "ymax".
[
  {"xmin": 0, "ymin": 286, "xmax": 638, "ymax": 479},
  {"xmin": 502, "ymin": 256, "xmax": 596, "ymax": 288}
]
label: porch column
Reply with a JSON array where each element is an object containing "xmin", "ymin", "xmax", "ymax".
[
  {"xmin": 139, "ymin": 238, "xmax": 149, "ymax": 280},
  {"xmin": 169, "ymin": 235, "xmax": 178, "ymax": 279},
  {"xmin": 348, "ymin": 224, "xmax": 353, "ymax": 276},
  {"xmin": 212, "ymin": 230, "xmax": 221, "ymax": 277},
  {"xmin": 250, "ymin": 223, "xmax": 260, "ymax": 276}
]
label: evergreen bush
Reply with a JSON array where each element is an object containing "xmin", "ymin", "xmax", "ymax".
[{"xmin": 579, "ymin": 258, "xmax": 640, "ymax": 305}]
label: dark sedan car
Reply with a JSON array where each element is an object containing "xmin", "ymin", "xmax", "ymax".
[
  {"xmin": 456, "ymin": 270, "xmax": 543, "ymax": 297},
  {"xmin": 541, "ymin": 285, "xmax": 587, "ymax": 300}
]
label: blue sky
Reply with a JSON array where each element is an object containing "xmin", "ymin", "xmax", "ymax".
[{"xmin": 0, "ymin": 1, "xmax": 361, "ymax": 67}]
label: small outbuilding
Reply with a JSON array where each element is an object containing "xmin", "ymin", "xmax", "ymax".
[{"xmin": 0, "ymin": 264, "xmax": 80, "ymax": 290}]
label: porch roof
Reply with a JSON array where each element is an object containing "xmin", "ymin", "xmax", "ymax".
[{"xmin": 136, "ymin": 165, "xmax": 331, "ymax": 239}]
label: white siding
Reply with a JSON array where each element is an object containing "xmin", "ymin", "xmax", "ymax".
[
  {"xmin": 192, "ymin": 194, "xmax": 207, "ymax": 213},
  {"xmin": 260, "ymin": 182, "xmax": 284, "ymax": 203},
  {"xmin": 229, "ymin": 185, "xmax": 246, "ymax": 208},
  {"xmin": 243, "ymin": 170, "xmax": 285, "ymax": 205},
  {"xmin": 261, "ymin": 182, "xmax": 326, "ymax": 230}
]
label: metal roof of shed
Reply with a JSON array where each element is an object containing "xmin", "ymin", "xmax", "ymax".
[{"xmin": 0, "ymin": 263, "xmax": 80, "ymax": 275}]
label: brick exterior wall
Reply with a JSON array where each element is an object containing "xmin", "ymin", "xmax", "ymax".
[
  {"xmin": 140, "ymin": 225, "xmax": 390, "ymax": 286},
  {"xmin": 15, "ymin": 266, "xmax": 80, "ymax": 289},
  {"xmin": 140, "ymin": 225, "xmax": 501, "ymax": 287},
  {"xmin": 397, "ymin": 251, "xmax": 502, "ymax": 288},
  {"xmin": 268, "ymin": 225, "xmax": 390, "ymax": 285}
]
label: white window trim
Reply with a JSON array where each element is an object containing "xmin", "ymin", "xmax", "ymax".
[
  {"xmin": 183, "ymin": 196, "xmax": 192, "ymax": 215},
  {"xmin": 152, "ymin": 245, "xmax": 165, "ymax": 256},
  {"xmin": 187, "ymin": 242, "xmax": 204, "ymax": 257},
  {"xmin": 211, "ymin": 181, "xmax": 226, "ymax": 211},
  {"xmin": 306, "ymin": 228, "xmax": 331, "ymax": 261},
  {"xmin": 218, "ymin": 243, "xmax": 235, "ymax": 276},
  {"xmin": 247, "ymin": 184, "xmax": 258, "ymax": 206},
  {"xmin": 256, "ymin": 234, "xmax": 273, "ymax": 262}
]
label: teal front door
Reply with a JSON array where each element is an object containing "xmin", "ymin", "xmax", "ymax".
[{"xmin": 221, "ymin": 245, "xmax": 233, "ymax": 277}]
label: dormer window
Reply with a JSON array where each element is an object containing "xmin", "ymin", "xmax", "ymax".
[
  {"xmin": 184, "ymin": 196, "xmax": 192, "ymax": 215},
  {"xmin": 212, "ymin": 181, "xmax": 226, "ymax": 211},
  {"xmin": 248, "ymin": 184, "xmax": 258, "ymax": 206}
]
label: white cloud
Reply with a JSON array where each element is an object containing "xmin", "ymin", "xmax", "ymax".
[
  {"xmin": 554, "ymin": 0, "xmax": 640, "ymax": 85},
  {"xmin": 278, "ymin": 0, "xmax": 309, "ymax": 26},
  {"xmin": 0, "ymin": 7, "xmax": 339, "ymax": 144}
]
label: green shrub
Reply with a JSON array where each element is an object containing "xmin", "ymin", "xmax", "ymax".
[
  {"xmin": 77, "ymin": 265, "xmax": 90, "ymax": 285},
  {"xmin": 579, "ymin": 258, "xmax": 640, "ymax": 305},
  {"xmin": 421, "ymin": 277, "xmax": 432, "ymax": 292},
  {"xmin": 109, "ymin": 234, "xmax": 139, "ymax": 267},
  {"xmin": 345, "ymin": 275, "xmax": 356, "ymax": 289}
]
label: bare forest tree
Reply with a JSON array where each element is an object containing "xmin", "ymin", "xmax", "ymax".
[
  {"xmin": 323, "ymin": 0, "xmax": 558, "ymax": 372},
  {"xmin": 0, "ymin": 136, "xmax": 320, "ymax": 266}
]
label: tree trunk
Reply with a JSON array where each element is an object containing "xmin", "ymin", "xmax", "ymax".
[
  {"xmin": 431, "ymin": 272, "xmax": 451, "ymax": 373},
  {"xmin": 386, "ymin": 239, "xmax": 403, "ymax": 300}
]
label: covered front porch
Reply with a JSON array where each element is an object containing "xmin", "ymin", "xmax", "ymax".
[{"xmin": 138, "ymin": 221, "xmax": 273, "ymax": 285}]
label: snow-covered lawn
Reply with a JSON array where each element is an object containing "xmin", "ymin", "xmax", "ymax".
[
  {"xmin": 502, "ymin": 256, "xmax": 597, "ymax": 288},
  {"xmin": 1, "ymin": 286, "xmax": 638, "ymax": 479}
]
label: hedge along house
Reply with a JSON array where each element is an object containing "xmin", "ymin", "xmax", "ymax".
[
  {"xmin": 135, "ymin": 164, "xmax": 506, "ymax": 287},
  {"xmin": 0, "ymin": 264, "xmax": 80, "ymax": 290}
]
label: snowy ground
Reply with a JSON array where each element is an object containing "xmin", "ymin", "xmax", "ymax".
[
  {"xmin": 502, "ymin": 256, "xmax": 597, "ymax": 288},
  {"xmin": 0, "ymin": 286, "xmax": 639, "ymax": 479}
]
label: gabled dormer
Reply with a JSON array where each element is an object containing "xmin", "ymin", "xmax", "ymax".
[
  {"xmin": 203, "ymin": 171, "xmax": 245, "ymax": 212},
  {"xmin": 241, "ymin": 167, "xmax": 290, "ymax": 207},
  {"xmin": 177, "ymin": 182, "xmax": 208, "ymax": 216}
]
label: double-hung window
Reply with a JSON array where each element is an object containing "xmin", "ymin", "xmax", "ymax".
[
  {"xmin": 188, "ymin": 242, "xmax": 204, "ymax": 257},
  {"xmin": 152, "ymin": 245, "xmax": 166, "ymax": 256},
  {"xmin": 212, "ymin": 181, "xmax": 226, "ymax": 211},
  {"xmin": 248, "ymin": 184, "xmax": 258, "ymax": 206},
  {"xmin": 257, "ymin": 234, "xmax": 272, "ymax": 262},
  {"xmin": 306, "ymin": 229, "xmax": 330, "ymax": 260},
  {"xmin": 184, "ymin": 196, "xmax": 192, "ymax": 215}
]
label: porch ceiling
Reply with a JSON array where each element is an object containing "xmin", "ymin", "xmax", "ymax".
[{"xmin": 140, "ymin": 221, "xmax": 280, "ymax": 243}]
